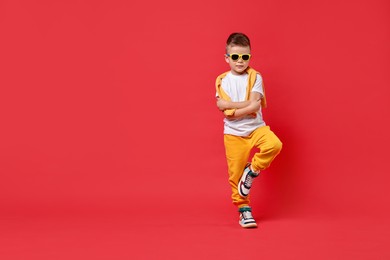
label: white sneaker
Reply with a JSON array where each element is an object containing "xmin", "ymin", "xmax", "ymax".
[
  {"xmin": 238, "ymin": 164, "xmax": 259, "ymax": 197},
  {"xmin": 239, "ymin": 207, "xmax": 257, "ymax": 228}
]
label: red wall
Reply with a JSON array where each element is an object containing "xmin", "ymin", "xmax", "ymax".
[{"xmin": 1, "ymin": 0, "xmax": 389, "ymax": 221}]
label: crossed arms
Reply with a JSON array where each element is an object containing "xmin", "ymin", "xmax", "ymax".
[{"xmin": 216, "ymin": 92, "xmax": 261, "ymax": 119}]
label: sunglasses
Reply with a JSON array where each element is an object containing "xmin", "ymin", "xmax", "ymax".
[{"xmin": 226, "ymin": 53, "xmax": 251, "ymax": 61}]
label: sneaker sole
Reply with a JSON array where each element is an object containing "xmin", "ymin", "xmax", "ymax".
[
  {"xmin": 238, "ymin": 182, "xmax": 249, "ymax": 197},
  {"xmin": 239, "ymin": 221, "xmax": 258, "ymax": 228}
]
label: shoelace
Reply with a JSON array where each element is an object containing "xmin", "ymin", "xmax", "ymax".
[
  {"xmin": 242, "ymin": 211, "xmax": 253, "ymax": 220},
  {"xmin": 244, "ymin": 175, "xmax": 254, "ymax": 188}
]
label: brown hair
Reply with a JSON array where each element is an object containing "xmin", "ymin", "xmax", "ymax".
[{"xmin": 226, "ymin": 32, "xmax": 251, "ymax": 52}]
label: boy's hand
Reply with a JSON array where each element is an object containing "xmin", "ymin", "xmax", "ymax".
[{"xmin": 216, "ymin": 97, "xmax": 230, "ymax": 111}]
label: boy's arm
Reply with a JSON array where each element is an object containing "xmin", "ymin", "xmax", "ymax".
[
  {"xmin": 216, "ymin": 98, "xmax": 251, "ymax": 111},
  {"xmin": 225, "ymin": 92, "xmax": 262, "ymax": 119}
]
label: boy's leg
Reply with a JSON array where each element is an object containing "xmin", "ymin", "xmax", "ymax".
[
  {"xmin": 249, "ymin": 126, "xmax": 282, "ymax": 172},
  {"xmin": 224, "ymin": 134, "xmax": 251, "ymax": 208}
]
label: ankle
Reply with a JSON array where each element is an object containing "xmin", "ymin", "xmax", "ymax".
[
  {"xmin": 250, "ymin": 165, "xmax": 260, "ymax": 175},
  {"xmin": 238, "ymin": 206, "xmax": 252, "ymax": 212}
]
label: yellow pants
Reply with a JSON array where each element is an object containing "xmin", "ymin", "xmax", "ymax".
[{"xmin": 224, "ymin": 126, "xmax": 282, "ymax": 208}]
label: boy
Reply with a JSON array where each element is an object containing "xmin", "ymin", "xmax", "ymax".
[{"xmin": 215, "ymin": 33, "xmax": 282, "ymax": 228}]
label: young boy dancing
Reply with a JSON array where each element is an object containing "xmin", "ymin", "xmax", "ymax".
[{"xmin": 216, "ymin": 33, "xmax": 282, "ymax": 228}]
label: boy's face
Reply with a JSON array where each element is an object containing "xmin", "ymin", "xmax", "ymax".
[{"xmin": 225, "ymin": 45, "xmax": 251, "ymax": 75}]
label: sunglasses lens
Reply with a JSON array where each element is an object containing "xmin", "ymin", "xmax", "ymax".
[
  {"xmin": 230, "ymin": 54, "xmax": 239, "ymax": 60},
  {"xmin": 242, "ymin": 55, "xmax": 250, "ymax": 61}
]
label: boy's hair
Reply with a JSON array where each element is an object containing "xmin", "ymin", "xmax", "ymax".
[{"xmin": 226, "ymin": 33, "xmax": 251, "ymax": 52}]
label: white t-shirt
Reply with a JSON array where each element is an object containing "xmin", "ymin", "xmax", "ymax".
[{"xmin": 219, "ymin": 72, "xmax": 266, "ymax": 136}]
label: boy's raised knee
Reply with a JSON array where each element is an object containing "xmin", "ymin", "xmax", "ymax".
[{"xmin": 272, "ymin": 139, "xmax": 283, "ymax": 154}]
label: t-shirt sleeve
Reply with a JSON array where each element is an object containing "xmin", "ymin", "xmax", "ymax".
[{"xmin": 251, "ymin": 74, "xmax": 264, "ymax": 97}]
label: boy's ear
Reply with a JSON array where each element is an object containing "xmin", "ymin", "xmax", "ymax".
[{"xmin": 224, "ymin": 55, "xmax": 230, "ymax": 63}]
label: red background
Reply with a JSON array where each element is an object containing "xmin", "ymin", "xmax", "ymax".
[{"xmin": 1, "ymin": 0, "xmax": 389, "ymax": 259}]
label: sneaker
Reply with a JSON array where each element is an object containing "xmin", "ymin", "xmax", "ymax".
[
  {"xmin": 238, "ymin": 164, "xmax": 259, "ymax": 197},
  {"xmin": 239, "ymin": 207, "xmax": 257, "ymax": 228}
]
